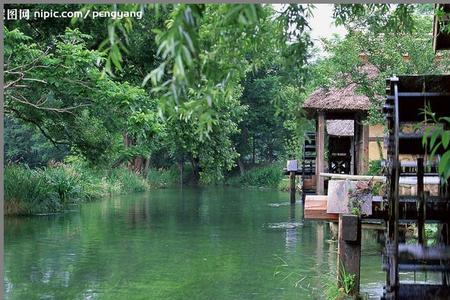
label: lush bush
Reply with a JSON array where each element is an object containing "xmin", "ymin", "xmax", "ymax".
[
  {"xmin": 5, "ymin": 164, "xmax": 81, "ymax": 215},
  {"xmin": 226, "ymin": 164, "xmax": 283, "ymax": 188},
  {"xmin": 4, "ymin": 163, "xmax": 150, "ymax": 216},
  {"xmin": 4, "ymin": 165, "xmax": 62, "ymax": 215}
]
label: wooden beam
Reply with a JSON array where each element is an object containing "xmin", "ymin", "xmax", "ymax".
[
  {"xmin": 316, "ymin": 113, "xmax": 325, "ymax": 194},
  {"xmin": 319, "ymin": 173, "xmax": 386, "ymax": 182}
]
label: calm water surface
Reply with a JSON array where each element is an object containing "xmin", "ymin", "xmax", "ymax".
[{"xmin": 5, "ymin": 187, "xmax": 386, "ymax": 299}]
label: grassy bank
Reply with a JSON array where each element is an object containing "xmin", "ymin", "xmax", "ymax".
[
  {"xmin": 5, "ymin": 163, "xmax": 149, "ymax": 216},
  {"xmin": 5, "ymin": 162, "xmax": 289, "ymax": 216}
]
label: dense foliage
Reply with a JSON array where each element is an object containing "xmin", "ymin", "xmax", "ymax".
[
  {"xmin": 4, "ymin": 3, "xmax": 313, "ymax": 186},
  {"xmin": 4, "ymin": 4, "xmax": 450, "ymax": 215}
]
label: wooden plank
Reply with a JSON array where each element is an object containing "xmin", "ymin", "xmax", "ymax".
[
  {"xmin": 320, "ymin": 173, "xmax": 386, "ymax": 182},
  {"xmin": 304, "ymin": 195, "xmax": 338, "ymax": 221}
]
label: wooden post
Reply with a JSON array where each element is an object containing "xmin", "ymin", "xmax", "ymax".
[
  {"xmin": 354, "ymin": 116, "xmax": 369, "ymax": 175},
  {"xmin": 361, "ymin": 124, "xmax": 369, "ymax": 174},
  {"xmin": 417, "ymin": 157, "xmax": 425, "ymax": 245},
  {"xmin": 290, "ymin": 171, "xmax": 296, "ymax": 204},
  {"xmin": 350, "ymin": 137, "xmax": 355, "ymax": 175},
  {"xmin": 338, "ymin": 214, "xmax": 361, "ymax": 295},
  {"xmin": 316, "ymin": 113, "xmax": 325, "ymax": 194},
  {"xmin": 353, "ymin": 119, "xmax": 359, "ymax": 175}
]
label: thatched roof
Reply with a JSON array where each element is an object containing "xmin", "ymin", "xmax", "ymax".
[
  {"xmin": 327, "ymin": 120, "xmax": 354, "ymax": 136},
  {"xmin": 303, "ymin": 63, "xmax": 379, "ymax": 113}
]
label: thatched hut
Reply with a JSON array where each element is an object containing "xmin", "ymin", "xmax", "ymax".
[{"xmin": 303, "ymin": 55, "xmax": 379, "ymax": 194}]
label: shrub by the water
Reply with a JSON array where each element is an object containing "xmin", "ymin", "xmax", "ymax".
[
  {"xmin": 226, "ymin": 164, "xmax": 283, "ymax": 188},
  {"xmin": 4, "ymin": 165, "xmax": 62, "ymax": 215},
  {"xmin": 4, "ymin": 163, "xmax": 150, "ymax": 216}
]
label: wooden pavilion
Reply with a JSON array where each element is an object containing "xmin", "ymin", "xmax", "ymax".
[{"xmin": 302, "ymin": 57, "xmax": 379, "ymax": 194}]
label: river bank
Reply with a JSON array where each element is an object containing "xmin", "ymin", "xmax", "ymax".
[
  {"xmin": 4, "ymin": 163, "xmax": 149, "ymax": 216},
  {"xmin": 5, "ymin": 162, "xmax": 292, "ymax": 216}
]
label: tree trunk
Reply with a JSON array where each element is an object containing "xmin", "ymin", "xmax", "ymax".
[
  {"xmin": 190, "ymin": 158, "xmax": 201, "ymax": 185},
  {"xmin": 238, "ymin": 158, "xmax": 245, "ymax": 176},
  {"xmin": 123, "ymin": 131, "xmax": 145, "ymax": 175},
  {"xmin": 142, "ymin": 156, "xmax": 151, "ymax": 177},
  {"xmin": 177, "ymin": 159, "xmax": 184, "ymax": 185},
  {"xmin": 133, "ymin": 156, "xmax": 144, "ymax": 174},
  {"xmin": 252, "ymin": 134, "xmax": 256, "ymax": 165}
]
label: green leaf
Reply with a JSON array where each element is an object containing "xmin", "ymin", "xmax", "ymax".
[
  {"xmin": 423, "ymin": 127, "xmax": 432, "ymax": 147},
  {"xmin": 431, "ymin": 141, "xmax": 442, "ymax": 159},
  {"xmin": 439, "ymin": 151, "xmax": 450, "ymax": 181},
  {"xmin": 430, "ymin": 129, "xmax": 441, "ymax": 151},
  {"xmin": 440, "ymin": 117, "xmax": 450, "ymax": 125},
  {"xmin": 108, "ymin": 25, "xmax": 115, "ymax": 45},
  {"xmin": 442, "ymin": 131, "xmax": 450, "ymax": 149}
]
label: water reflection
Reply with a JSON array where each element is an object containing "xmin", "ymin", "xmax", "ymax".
[
  {"xmin": 5, "ymin": 188, "xmax": 385, "ymax": 299},
  {"xmin": 285, "ymin": 205, "xmax": 298, "ymax": 252}
]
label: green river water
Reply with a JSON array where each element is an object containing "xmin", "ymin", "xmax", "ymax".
[{"xmin": 5, "ymin": 187, "xmax": 386, "ymax": 299}]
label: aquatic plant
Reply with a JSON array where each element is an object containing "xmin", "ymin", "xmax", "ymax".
[
  {"xmin": 338, "ymin": 262, "xmax": 356, "ymax": 296},
  {"xmin": 4, "ymin": 165, "xmax": 61, "ymax": 215},
  {"xmin": 4, "ymin": 163, "xmax": 151, "ymax": 216}
]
